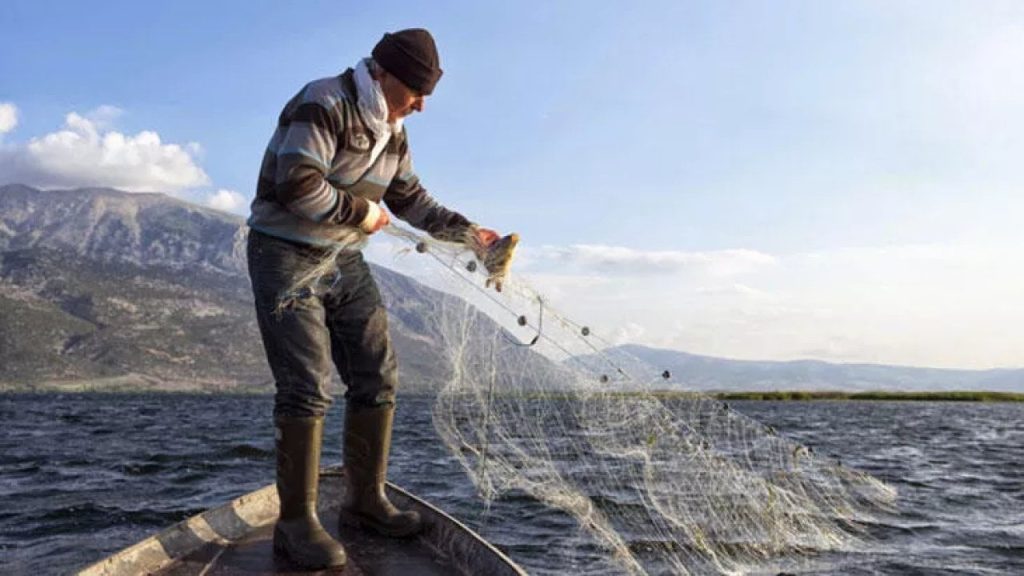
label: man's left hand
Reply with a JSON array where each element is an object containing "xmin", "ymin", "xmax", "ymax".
[
  {"xmin": 473, "ymin": 227, "xmax": 500, "ymax": 248},
  {"xmin": 470, "ymin": 229, "xmax": 519, "ymax": 293}
]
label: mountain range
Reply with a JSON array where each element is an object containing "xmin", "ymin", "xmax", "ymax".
[
  {"xmin": 1, "ymin": 183, "xmax": 1019, "ymax": 393},
  {"xmin": 603, "ymin": 344, "xmax": 1023, "ymax": 393},
  {"xmin": 0, "ymin": 184, "xmax": 468, "ymax": 392}
]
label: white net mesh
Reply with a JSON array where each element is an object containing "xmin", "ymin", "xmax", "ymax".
[{"xmin": 303, "ymin": 224, "xmax": 897, "ymax": 575}]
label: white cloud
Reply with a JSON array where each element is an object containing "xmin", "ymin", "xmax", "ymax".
[
  {"xmin": 609, "ymin": 322, "xmax": 646, "ymax": 346},
  {"xmin": 363, "ymin": 231, "xmax": 1024, "ymax": 369},
  {"xmin": 483, "ymin": 239, "xmax": 1024, "ymax": 369},
  {"xmin": 0, "ymin": 108, "xmax": 209, "ymax": 193},
  {"xmin": 696, "ymin": 283, "xmax": 773, "ymax": 300},
  {"xmin": 0, "ymin": 102, "xmax": 17, "ymax": 134},
  {"xmin": 84, "ymin": 105, "xmax": 124, "ymax": 130},
  {"xmin": 529, "ymin": 244, "xmax": 777, "ymax": 277},
  {"xmin": 205, "ymin": 189, "xmax": 247, "ymax": 213}
]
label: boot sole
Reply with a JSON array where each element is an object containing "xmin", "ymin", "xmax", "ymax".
[
  {"xmin": 339, "ymin": 511, "xmax": 422, "ymax": 538},
  {"xmin": 273, "ymin": 534, "xmax": 348, "ymax": 569}
]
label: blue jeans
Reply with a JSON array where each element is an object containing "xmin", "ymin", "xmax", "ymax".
[{"xmin": 247, "ymin": 230, "xmax": 398, "ymax": 418}]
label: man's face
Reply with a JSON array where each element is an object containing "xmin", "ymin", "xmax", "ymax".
[{"xmin": 379, "ymin": 72, "xmax": 425, "ymax": 124}]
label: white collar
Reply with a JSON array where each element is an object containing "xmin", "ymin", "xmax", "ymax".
[{"xmin": 354, "ymin": 58, "xmax": 402, "ymax": 145}]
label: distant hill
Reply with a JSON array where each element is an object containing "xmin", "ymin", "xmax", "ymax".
[
  {"xmin": 0, "ymin": 184, "xmax": 549, "ymax": 392},
  {"xmin": 595, "ymin": 344, "xmax": 1024, "ymax": 393}
]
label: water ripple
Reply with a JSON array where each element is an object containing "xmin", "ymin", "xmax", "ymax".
[{"xmin": 1, "ymin": 394, "xmax": 1022, "ymax": 576}]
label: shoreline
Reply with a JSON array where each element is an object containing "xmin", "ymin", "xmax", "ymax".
[
  {"xmin": 710, "ymin": 390, "xmax": 1024, "ymax": 402},
  {"xmin": 2, "ymin": 386, "xmax": 1022, "ymax": 402}
]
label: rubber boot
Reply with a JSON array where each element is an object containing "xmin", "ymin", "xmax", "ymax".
[
  {"xmin": 341, "ymin": 405, "xmax": 422, "ymax": 537},
  {"xmin": 273, "ymin": 416, "xmax": 347, "ymax": 569}
]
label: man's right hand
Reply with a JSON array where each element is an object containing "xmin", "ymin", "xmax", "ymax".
[{"xmin": 360, "ymin": 201, "xmax": 391, "ymax": 234}]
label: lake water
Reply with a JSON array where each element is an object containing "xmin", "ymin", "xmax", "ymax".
[{"xmin": 1, "ymin": 394, "xmax": 1021, "ymax": 575}]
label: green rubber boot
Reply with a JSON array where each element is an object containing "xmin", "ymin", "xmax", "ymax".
[
  {"xmin": 273, "ymin": 416, "xmax": 347, "ymax": 569},
  {"xmin": 341, "ymin": 405, "xmax": 422, "ymax": 537}
]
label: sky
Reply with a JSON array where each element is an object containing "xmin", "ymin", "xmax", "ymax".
[{"xmin": 1, "ymin": 1, "xmax": 1023, "ymax": 369}]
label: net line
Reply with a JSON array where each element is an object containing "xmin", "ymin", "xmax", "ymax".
[{"xmin": 280, "ymin": 223, "xmax": 898, "ymax": 575}]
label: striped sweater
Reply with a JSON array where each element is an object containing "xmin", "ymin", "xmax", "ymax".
[{"xmin": 247, "ymin": 68, "xmax": 470, "ymax": 247}]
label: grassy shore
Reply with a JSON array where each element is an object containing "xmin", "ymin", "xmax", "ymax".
[
  {"xmin": 504, "ymin": 389, "xmax": 1024, "ymax": 402},
  {"xmin": 712, "ymin": 390, "xmax": 1024, "ymax": 402}
]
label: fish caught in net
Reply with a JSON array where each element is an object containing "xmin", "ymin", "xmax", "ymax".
[{"xmin": 284, "ymin": 223, "xmax": 898, "ymax": 575}]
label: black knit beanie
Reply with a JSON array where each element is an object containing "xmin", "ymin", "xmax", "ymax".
[{"xmin": 371, "ymin": 28, "xmax": 443, "ymax": 95}]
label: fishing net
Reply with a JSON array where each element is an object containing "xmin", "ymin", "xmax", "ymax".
[{"xmin": 289, "ymin": 224, "xmax": 897, "ymax": 575}]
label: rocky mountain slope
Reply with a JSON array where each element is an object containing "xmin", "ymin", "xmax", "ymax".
[{"xmin": 0, "ymin": 184, "xmax": 487, "ymax": 392}]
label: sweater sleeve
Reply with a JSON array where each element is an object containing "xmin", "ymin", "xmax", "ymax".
[
  {"xmin": 383, "ymin": 135, "xmax": 471, "ymax": 240},
  {"xmin": 273, "ymin": 97, "xmax": 370, "ymax": 227}
]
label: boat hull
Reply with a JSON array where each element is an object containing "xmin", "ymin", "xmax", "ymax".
[{"xmin": 78, "ymin": 467, "xmax": 527, "ymax": 575}]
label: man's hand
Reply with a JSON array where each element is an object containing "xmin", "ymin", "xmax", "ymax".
[
  {"xmin": 473, "ymin": 227, "xmax": 500, "ymax": 248},
  {"xmin": 360, "ymin": 201, "xmax": 391, "ymax": 234},
  {"xmin": 469, "ymin": 228, "xmax": 519, "ymax": 293}
]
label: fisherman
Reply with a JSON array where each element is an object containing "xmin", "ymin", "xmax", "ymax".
[{"xmin": 246, "ymin": 28, "xmax": 500, "ymax": 569}]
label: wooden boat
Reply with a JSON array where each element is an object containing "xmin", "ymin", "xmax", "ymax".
[{"xmin": 78, "ymin": 466, "xmax": 527, "ymax": 575}]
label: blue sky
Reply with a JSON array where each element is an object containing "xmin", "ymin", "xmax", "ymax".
[{"xmin": 2, "ymin": 1, "xmax": 1023, "ymax": 369}]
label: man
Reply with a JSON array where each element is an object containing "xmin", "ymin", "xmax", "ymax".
[{"xmin": 246, "ymin": 28, "xmax": 499, "ymax": 569}]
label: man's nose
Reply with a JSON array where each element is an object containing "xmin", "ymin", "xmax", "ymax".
[{"xmin": 412, "ymin": 97, "xmax": 424, "ymax": 113}]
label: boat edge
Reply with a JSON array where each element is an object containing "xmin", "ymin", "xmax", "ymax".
[{"xmin": 76, "ymin": 466, "xmax": 528, "ymax": 576}]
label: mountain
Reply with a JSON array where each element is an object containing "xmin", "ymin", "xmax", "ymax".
[
  {"xmin": 3, "ymin": 184, "xmax": 1019, "ymax": 394},
  {"xmin": 0, "ymin": 184, "xmax": 247, "ymax": 273},
  {"xmin": 0, "ymin": 184, "xmax": 545, "ymax": 392},
  {"xmin": 599, "ymin": 344, "xmax": 1024, "ymax": 393}
]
